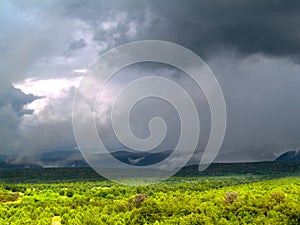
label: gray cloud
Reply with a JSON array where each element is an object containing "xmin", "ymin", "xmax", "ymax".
[
  {"xmin": 1, "ymin": 0, "xmax": 300, "ymax": 165},
  {"xmin": 65, "ymin": 38, "xmax": 87, "ymax": 56},
  {"xmin": 4, "ymin": 84, "xmax": 78, "ymax": 162},
  {"xmin": 0, "ymin": 83, "xmax": 40, "ymax": 116},
  {"xmin": 210, "ymin": 55, "xmax": 300, "ymax": 157},
  {"xmin": 54, "ymin": 0, "xmax": 300, "ymax": 61},
  {"xmin": 0, "ymin": 83, "xmax": 40, "ymax": 155},
  {"xmin": 143, "ymin": 0, "xmax": 300, "ymax": 61},
  {"xmin": 2, "ymin": 0, "xmax": 298, "ymax": 82},
  {"xmin": 0, "ymin": 0, "xmax": 88, "ymax": 82}
]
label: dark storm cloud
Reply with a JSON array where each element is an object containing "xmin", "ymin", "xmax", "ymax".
[
  {"xmin": 11, "ymin": 0, "xmax": 300, "ymax": 61},
  {"xmin": 57, "ymin": 0, "xmax": 300, "ymax": 162},
  {"xmin": 1, "ymin": 0, "xmax": 300, "ymax": 164},
  {"xmin": 141, "ymin": 0, "xmax": 300, "ymax": 61},
  {"xmin": 0, "ymin": 83, "xmax": 40, "ymax": 116}
]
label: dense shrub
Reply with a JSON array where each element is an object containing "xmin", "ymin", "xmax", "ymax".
[{"xmin": 0, "ymin": 176, "xmax": 299, "ymax": 224}]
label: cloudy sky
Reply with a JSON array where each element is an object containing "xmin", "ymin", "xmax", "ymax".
[{"xmin": 1, "ymin": 0, "xmax": 300, "ymax": 165}]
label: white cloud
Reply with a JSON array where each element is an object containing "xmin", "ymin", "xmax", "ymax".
[
  {"xmin": 13, "ymin": 77, "xmax": 82, "ymax": 115},
  {"xmin": 73, "ymin": 69, "xmax": 88, "ymax": 73}
]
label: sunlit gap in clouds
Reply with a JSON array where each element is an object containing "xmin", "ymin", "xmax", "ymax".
[{"xmin": 13, "ymin": 76, "xmax": 83, "ymax": 115}]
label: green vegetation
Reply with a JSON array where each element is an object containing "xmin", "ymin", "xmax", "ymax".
[
  {"xmin": 0, "ymin": 174, "xmax": 299, "ymax": 224},
  {"xmin": 0, "ymin": 162, "xmax": 299, "ymax": 183},
  {"xmin": 0, "ymin": 163, "xmax": 299, "ymax": 224}
]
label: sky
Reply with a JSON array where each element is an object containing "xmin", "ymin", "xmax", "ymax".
[{"xmin": 1, "ymin": 0, "xmax": 300, "ymax": 165}]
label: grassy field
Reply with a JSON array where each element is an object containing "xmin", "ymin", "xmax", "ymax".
[{"xmin": 0, "ymin": 163, "xmax": 299, "ymax": 224}]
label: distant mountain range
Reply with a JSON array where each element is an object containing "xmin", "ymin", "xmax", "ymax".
[
  {"xmin": 275, "ymin": 150, "xmax": 300, "ymax": 162},
  {"xmin": 0, "ymin": 149, "xmax": 172, "ymax": 169},
  {"xmin": 0, "ymin": 149, "xmax": 299, "ymax": 170},
  {"xmin": 90, "ymin": 150, "xmax": 173, "ymax": 167},
  {"xmin": 0, "ymin": 150, "xmax": 89, "ymax": 169}
]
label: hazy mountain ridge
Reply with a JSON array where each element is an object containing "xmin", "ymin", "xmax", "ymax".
[
  {"xmin": 0, "ymin": 149, "xmax": 299, "ymax": 169},
  {"xmin": 275, "ymin": 150, "xmax": 300, "ymax": 162}
]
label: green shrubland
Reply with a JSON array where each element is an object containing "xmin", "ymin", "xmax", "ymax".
[{"xmin": 0, "ymin": 176, "xmax": 299, "ymax": 224}]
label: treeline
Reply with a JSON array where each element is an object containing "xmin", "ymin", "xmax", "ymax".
[{"xmin": 0, "ymin": 161, "xmax": 299, "ymax": 184}]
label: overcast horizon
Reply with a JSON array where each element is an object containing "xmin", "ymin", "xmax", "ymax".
[{"xmin": 1, "ymin": 0, "xmax": 300, "ymax": 166}]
